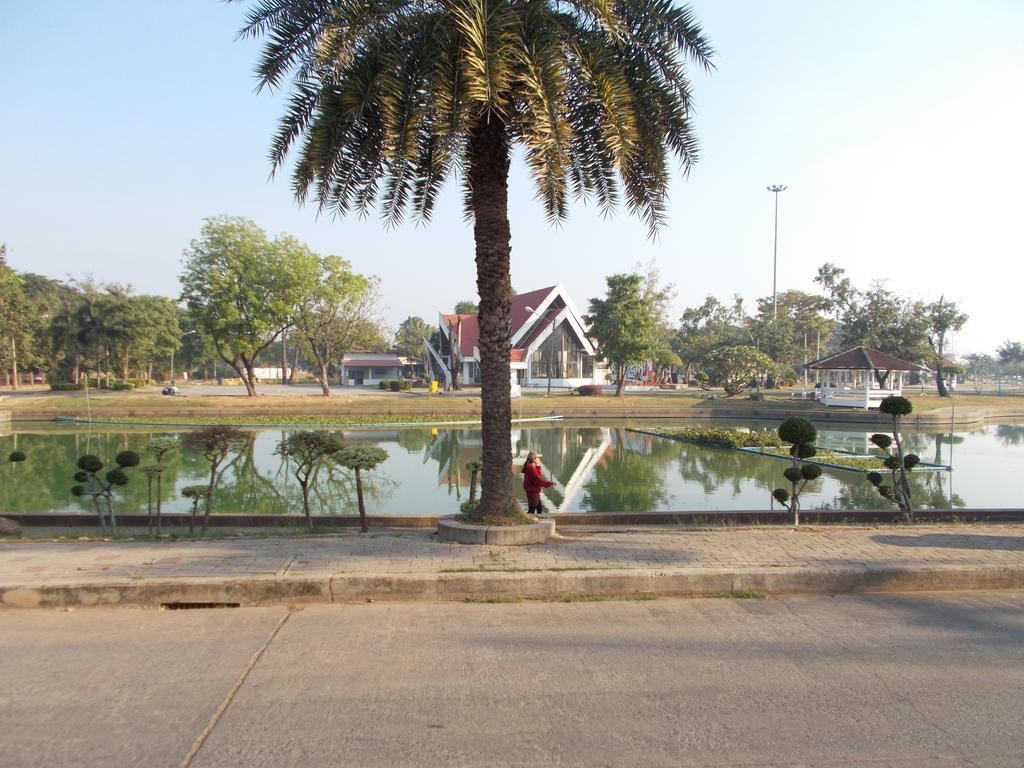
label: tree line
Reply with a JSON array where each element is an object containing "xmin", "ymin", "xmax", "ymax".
[{"xmin": 584, "ymin": 262, "xmax": 984, "ymax": 398}]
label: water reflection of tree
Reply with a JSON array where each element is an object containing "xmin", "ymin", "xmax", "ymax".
[
  {"xmin": 832, "ymin": 470, "xmax": 962, "ymax": 510},
  {"xmin": 676, "ymin": 443, "xmax": 781, "ymax": 496},
  {"xmin": 0, "ymin": 428, "xmax": 192, "ymax": 514},
  {"xmin": 581, "ymin": 429, "xmax": 674, "ymax": 512},
  {"xmin": 996, "ymin": 425, "xmax": 1024, "ymax": 446}
]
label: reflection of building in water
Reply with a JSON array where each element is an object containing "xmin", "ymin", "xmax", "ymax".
[{"xmin": 420, "ymin": 426, "xmax": 612, "ymax": 512}]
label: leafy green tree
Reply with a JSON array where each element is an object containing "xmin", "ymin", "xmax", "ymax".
[
  {"xmin": 292, "ymin": 254, "xmax": 382, "ymax": 396},
  {"xmin": 585, "ymin": 274, "xmax": 665, "ymax": 396},
  {"xmin": 674, "ymin": 296, "xmax": 744, "ymax": 385},
  {"xmin": 705, "ymin": 345, "xmax": 776, "ymax": 396},
  {"xmin": 453, "ymin": 301, "xmax": 478, "ymax": 316},
  {"xmin": 237, "ymin": 0, "xmax": 713, "ymax": 521},
  {"xmin": 814, "ymin": 263, "xmax": 929, "ymax": 372},
  {"xmin": 395, "ymin": 316, "xmax": 433, "ymax": 359},
  {"xmin": 180, "ymin": 217, "xmax": 319, "ymax": 396},
  {"xmin": 0, "ymin": 246, "xmax": 28, "ymax": 389},
  {"xmin": 749, "ymin": 290, "xmax": 833, "ymax": 384},
  {"xmin": 997, "ymin": 341, "xmax": 1024, "ymax": 378},
  {"xmin": 334, "ymin": 446, "xmax": 389, "ymax": 533},
  {"xmin": 924, "ymin": 296, "xmax": 967, "ymax": 397},
  {"xmin": 182, "ymin": 426, "xmax": 249, "ymax": 533},
  {"xmin": 19, "ymin": 272, "xmax": 71, "ymax": 381},
  {"xmin": 275, "ymin": 431, "xmax": 342, "ymax": 529}
]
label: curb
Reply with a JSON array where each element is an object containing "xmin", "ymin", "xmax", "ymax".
[{"xmin": 3, "ymin": 564, "xmax": 1023, "ymax": 609}]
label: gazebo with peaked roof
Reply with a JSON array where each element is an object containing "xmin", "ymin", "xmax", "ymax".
[{"xmin": 805, "ymin": 346, "xmax": 928, "ymax": 409}]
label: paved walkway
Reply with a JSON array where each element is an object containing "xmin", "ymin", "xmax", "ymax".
[{"xmin": 1, "ymin": 524, "xmax": 1023, "ymax": 608}]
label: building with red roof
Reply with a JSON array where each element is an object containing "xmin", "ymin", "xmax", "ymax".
[
  {"xmin": 425, "ymin": 284, "xmax": 606, "ymax": 392},
  {"xmin": 805, "ymin": 345, "xmax": 928, "ymax": 408}
]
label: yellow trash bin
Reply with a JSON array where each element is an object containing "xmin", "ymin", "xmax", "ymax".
[{"xmin": 430, "ymin": 380, "xmax": 438, "ymax": 393}]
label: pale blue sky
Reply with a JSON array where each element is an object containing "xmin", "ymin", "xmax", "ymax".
[{"xmin": 1, "ymin": 0, "xmax": 1021, "ymax": 355}]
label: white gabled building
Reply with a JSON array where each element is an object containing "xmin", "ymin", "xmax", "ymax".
[{"xmin": 425, "ymin": 284, "xmax": 606, "ymax": 393}]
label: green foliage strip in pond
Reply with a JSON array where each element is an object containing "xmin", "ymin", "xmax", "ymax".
[{"xmin": 635, "ymin": 427, "xmax": 782, "ymax": 449}]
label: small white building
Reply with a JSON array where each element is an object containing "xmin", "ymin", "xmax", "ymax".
[{"xmin": 340, "ymin": 353, "xmax": 406, "ymax": 386}]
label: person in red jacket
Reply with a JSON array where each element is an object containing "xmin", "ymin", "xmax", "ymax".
[{"xmin": 522, "ymin": 451, "xmax": 554, "ymax": 515}]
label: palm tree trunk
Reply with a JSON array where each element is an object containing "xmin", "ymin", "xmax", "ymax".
[{"xmin": 467, "ymin": 115, "xmax": 516, "ymax": 520}]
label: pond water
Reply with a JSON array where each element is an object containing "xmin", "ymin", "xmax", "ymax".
[{"xmin": 1, "ymin": 419, "xmax": 1022, "ymax": 516}]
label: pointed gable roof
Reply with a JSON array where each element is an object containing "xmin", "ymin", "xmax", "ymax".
[
  {"xmin": 806, "ymin": 346, "xmax": 927, "ymax": 372},
  {"xmin": 510, "ymin": 286, "xmax": 557, "ymax": 333}
]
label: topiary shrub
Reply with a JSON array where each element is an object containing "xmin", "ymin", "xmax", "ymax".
[
  {"xmin": 867, "ymin": 396, "xmax": 917, "ymax": 522},
  {"xmin": 778, "ymin": 417, "xmax": 816, "ymax": 446},
  {"xmin": 772, "ymin": 417, "xmax": 819, "ymax": 526},
  {"xmin": 182, "ymin": 426, "xmax": 249, "ymax": 534},
  {"xmin": 574, "ymin": 384, "xmax": 604, "ymax": 396},
  {"xmin": 378, "ymin": 380, "xmax": 389, "ymax": 390},
  {"xmin": 334, "ymin": 445, "xmax": 389, "ymax": 533},
  {"xmin": 399, "ymin": 379, "xmax": 412, "ymax": 391},
  {"xmin": 70, "ymin": 451, "xmax": 138, "ymax": 534},
  {"xmin": 388, "ymin": 379, "xmax": 402, "ymax": 392}
]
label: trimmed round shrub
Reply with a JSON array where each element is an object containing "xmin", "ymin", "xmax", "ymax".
[
  {"xmin": 399, "ymin": 379, "xmax": 412, "ymax": 391},
  {"xmin": 795, "ymin": 444, "xmax": 817, "ymax": 460},
  {"xmin": 73, "ymin": 470, "xmax": 89, "ymax": 483},
  {"xmin": 866, "ymin": 471, "xmax": 883, "ymax": 486},
  {"xmin": 77, "ymin": 455, "xmax": 103, "ymax": 472},
  {"xmin": 575, "ymin": 384, "xmax": 603, "ymax": 396},
  {"xmin": 465, "ymin": 459, "xmax": 483, "ymax": 472},
  {"xmin": 70, "ymin": 485, "xmax": 85, "ymax": 497},
  {"xmin": 877, "ymin": 485, "xmax": 894, "ymax": 499},
  {"xmin": 7, "ymin": 450, "xmax": 26, "ymax": 463},
  {"xmin": 772, "ymin": 488, "xmax": 790, "ymax": 504},
  {"xmin": 105, "ymin": 468, "xmax": 129, "ymax": 486},
  {"xmin": 870, "ymin": 433, "xmax": 893, "ymax": 449},
  {"xmin": 378, "ymin": 380, "xmax": 389, "ymax": 390},
  {"xmin": 903, "ymin": 454, "xmax": 920, "ymax": 470},
  {"xmin": 801, "ymin": 464, "xmax": 823, "ymax": 480},
  {"xmin": 879, "ymin": 395, "xmax": 913, "ymax": 417},
  {"xmin": 115, "ymin": 450, "xmax": 140, "ymax": 468},
  {"xmin": 783, "ymin": 467, "xmax": 802, "ymax": 484},
  {"xmin": 182, "ymin": 485, "xmax": 209, "ymax": 500},
  {"xmin": 778, "ymin": 417, "xmax": 816, "ymax": 446},
  {"xmin": 388, "ymin": 380, "xmax": 402, "ymax": 392},
  {"xmin": 884, "ymin": 455, "xmax": 902, "ymax": 470}
]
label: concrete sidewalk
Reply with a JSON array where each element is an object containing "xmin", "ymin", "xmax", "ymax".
[{"xmin": 2, "ymin": 523, "xmax": 1023, "ymax": 608}]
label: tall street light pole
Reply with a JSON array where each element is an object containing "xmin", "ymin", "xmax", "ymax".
[{"xmin": 767, "ymin": 184, "xmax": 787, "ymax": 320}]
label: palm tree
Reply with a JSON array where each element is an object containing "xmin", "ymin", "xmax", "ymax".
[{"xmin": 235, "ymin": 0, "xmax": 714, "ymax": 521}]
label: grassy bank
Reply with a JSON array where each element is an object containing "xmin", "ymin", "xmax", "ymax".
[{"xmin": 2, "ymin": 385, "xmax": 1022, "ymax": 425}]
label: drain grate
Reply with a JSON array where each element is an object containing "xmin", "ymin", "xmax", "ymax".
[{"xmin": 160, "ymin": 602, "xmax": 241, "ymax": 610}]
